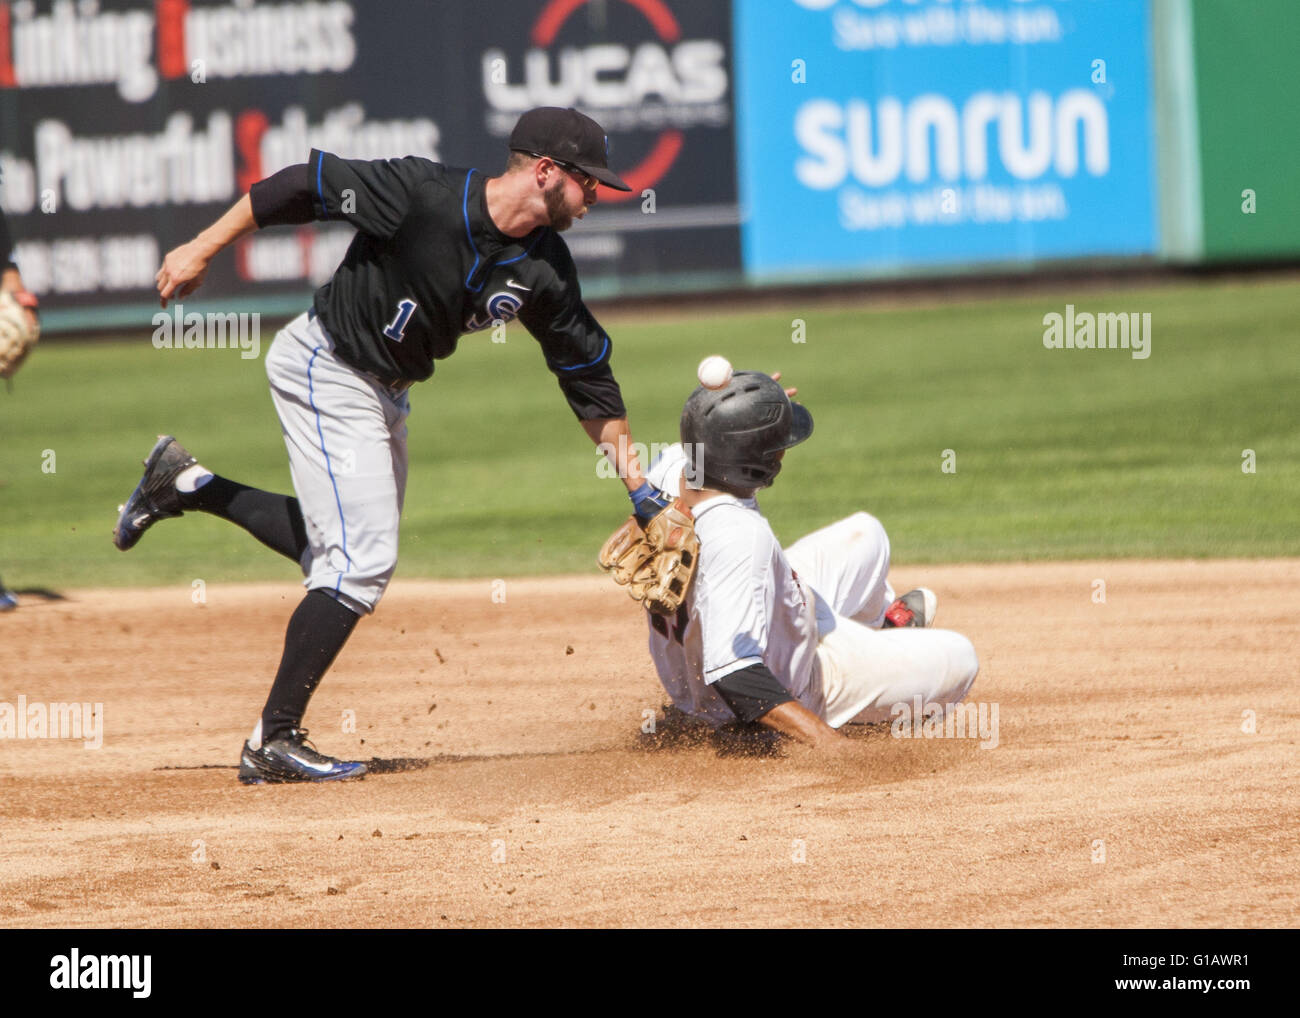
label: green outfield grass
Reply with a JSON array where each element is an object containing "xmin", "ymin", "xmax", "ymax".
[{"xmin": 1, "ymin": 277, "xmax": 1296, "ymax": 591}]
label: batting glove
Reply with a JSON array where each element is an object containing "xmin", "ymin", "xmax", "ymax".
[{"xmin": 629, "ymin": 481, "xmax": 672, "ymax": 526}]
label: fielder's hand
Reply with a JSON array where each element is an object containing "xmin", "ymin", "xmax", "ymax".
[
  {"xmin": 0, "ymin": 289, "xmax": 40, "ymax": 381},
  {"xmin": 156, "ymin": 237, "xmax": 218, "ymax": 307},
  {"xmin": 629, "ymin": 480, "xmax": 672, "ymax": 526},
  {"xmin": 599, "ymin": 500, "xmax": 699, "ymax": 616}
]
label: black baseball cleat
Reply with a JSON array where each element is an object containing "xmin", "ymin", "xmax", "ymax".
[
  {"xmin": 238, "ymin": 729, "xmax": 367, "ymax": 785},
  {"xmin": 882, "ymin": 587, "xmax": 938, "ymax": 628},
  {"xmin": 112, "ymin": 435, "xmax": 197, "ymax": 551}
]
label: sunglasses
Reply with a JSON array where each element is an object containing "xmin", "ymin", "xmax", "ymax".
[{"xmin": 527, "ymin": 152, "xmax": 597, "ymax": 191}]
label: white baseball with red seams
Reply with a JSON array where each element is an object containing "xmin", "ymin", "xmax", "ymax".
[{"xmin": 697, "ymin": 355, "xmax": 733, "ymax": 389}]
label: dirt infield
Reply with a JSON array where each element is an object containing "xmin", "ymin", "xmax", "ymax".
[{"xmin": 1, "ymin": 559, "xmax": 1296, "ymax": 928}]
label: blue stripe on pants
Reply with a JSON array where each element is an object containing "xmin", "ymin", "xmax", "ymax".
[{"xmin": 306, "ymin": 345, "xmax": 352, "ymax": 590}]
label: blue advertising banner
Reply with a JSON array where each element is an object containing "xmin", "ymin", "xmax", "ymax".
[{"xmin": 734, "ymin": 0, "xmax": 1158, "ymax": 279}]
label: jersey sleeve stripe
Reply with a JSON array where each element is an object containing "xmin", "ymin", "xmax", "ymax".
[
  {"xmin": 550, "ymin": 334, "xmax": 610, "ymax": 372},
  {"xmin": 315, "ymin": 150, "xmax": 329, "ymax": 221}
]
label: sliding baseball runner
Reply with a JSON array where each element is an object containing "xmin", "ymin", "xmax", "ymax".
[{"xmin": 603, "ymin": 365, "xmax": 980, "ymax": 747}]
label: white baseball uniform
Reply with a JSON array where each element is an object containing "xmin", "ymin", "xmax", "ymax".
[{"xmin": 644, "ymin": 444, "xmax": 979, "ymax": 728}]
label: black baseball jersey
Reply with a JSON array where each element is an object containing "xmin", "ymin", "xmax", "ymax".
[
  {"xmin": 0, "ymin": 208, "xmax": 15, "ymax": 270},
  {"xmin": 295, "ymin": 150, "xmax": 624, "ymax": 418}
]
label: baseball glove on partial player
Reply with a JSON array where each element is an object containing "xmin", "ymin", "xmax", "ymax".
[
  {"xmin": 0, "ymin": 289, "xmax": 40, "ymax": 381},
  {"xmin": 598, "ymin": 501, "xmax": 699, "ymax": 616}
]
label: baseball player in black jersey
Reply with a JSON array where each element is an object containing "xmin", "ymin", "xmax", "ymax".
[{"xmin": 113, "ymin": 107, "xmax": 669, "ymax": 783}]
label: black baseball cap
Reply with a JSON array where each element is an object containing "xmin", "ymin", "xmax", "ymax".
[{"xmin": 509, "ymin": 107, "xmax": 632, "ymax": 191}]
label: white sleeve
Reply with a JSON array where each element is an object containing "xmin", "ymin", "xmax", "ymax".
[
  {"xmin": 645, "ymin": 442, "xmax": 688, "ymax": 498},
  {"xmin": 696, "ymin": 522, "xmax": 774, "ymax": 684},
  {"xmin": 644, "ymin": 444, "xmax": 758, "ymax": 508}
]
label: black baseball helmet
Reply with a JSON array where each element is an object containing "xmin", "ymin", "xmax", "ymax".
[{"xmin": 680, "ymin": 371, "xmax": 814, "ymax": 495}]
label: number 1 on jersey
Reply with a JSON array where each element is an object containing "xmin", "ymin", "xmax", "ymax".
[{"xmin": 383, "ymin": 299, "xmax": 417, "ymax": 343}]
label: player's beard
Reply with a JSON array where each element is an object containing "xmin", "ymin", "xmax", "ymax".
[{"xmin": 544, "ymin": 177, "xmax": 575, "ymax": 232}]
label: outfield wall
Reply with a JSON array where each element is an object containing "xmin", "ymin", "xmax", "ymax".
[
  {"xmin": 1187, "ymin": 0, "xmax": 1300, "ymax": 261},
  {"xmin": 0, "ymin": 0, "xmax": 1293, "ymax": 335}
]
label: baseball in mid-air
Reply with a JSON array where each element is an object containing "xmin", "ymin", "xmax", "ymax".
[{"xmin": 697, "ymin": 355, "xmax": 733, "ymax": 389}]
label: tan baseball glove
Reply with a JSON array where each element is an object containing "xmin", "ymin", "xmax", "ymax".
[
  {"xmin": 598, "ymin": 501, "xmax": 699, "ymax": 616},
  {"xmin": 0, "ymin": 289, "xmax": 39, "ymax": 380}
]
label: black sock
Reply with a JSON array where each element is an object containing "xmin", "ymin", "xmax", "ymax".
[
  {"xmin": 261, "ymin": 589, "xmax": 362, "ymax": 744},
  {"xmin": 178, "ymin": 475, "xmax": 309, "ymax": 564}
]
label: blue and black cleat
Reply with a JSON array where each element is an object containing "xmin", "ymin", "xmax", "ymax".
[
  {"xmin": 112, "ymin": 434, "xmax": 197, "ymax": 552},
  {"xmin": 238, "ymin": 729, "xmax": 367, "ymax": 785}
]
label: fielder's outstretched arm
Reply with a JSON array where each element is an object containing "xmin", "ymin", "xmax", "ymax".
[
  {"xmin": 583, "ymin": 417, "xmax": 647, "ymax": 495},
  {"xmin": 156, "ymin": 161, "xmax": 325, "ymax": 305},
  {"xmin": 156, "ymin": 193, "xmax": 258, "ymax": 307}
]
